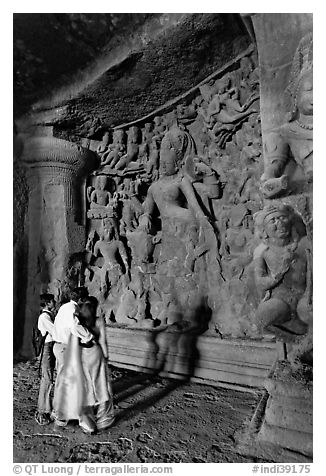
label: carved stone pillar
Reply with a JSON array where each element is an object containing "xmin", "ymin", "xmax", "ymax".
[
  {"xmin": 250, "ymin": 14, "xmax": 313, "ymax": 227},
  {"xmin": 250, "ymin": 13, "xmax": 312, "ymax": 132},
  {"xmin": 19, "ymin": 136, "xmax": 98, "ymax": 358},
  {"xmin": 236, "ymin": 14, "xmax": 313, "ymax": 461}
]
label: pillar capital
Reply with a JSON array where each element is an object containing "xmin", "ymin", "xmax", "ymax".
[{"xmin": 20, "ymin": 135, "xmax": 98, "ymax": 180}]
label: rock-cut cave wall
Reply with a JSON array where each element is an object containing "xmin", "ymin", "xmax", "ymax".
[
  {"xmin": 14, "ymin": 14, "xmax": 312, "ymax": 384},
  {"xmin": 13, "ymin": 13, "xmax": 252, "ymax": 357}
]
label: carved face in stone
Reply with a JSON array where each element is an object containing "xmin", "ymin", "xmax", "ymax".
[
  {"xmin": 296, "ymin": 70, "xmax": 313, "ymax": 116},
  {"xmin": 104, "ymin": 223, "xmax": 115, "ymax": 241},
  {"xmin": 264, "ymin": 211, "xmax": 292, "ymax": 241},
  {"xmin": 160, "ymin": 149, "xmax": 178, "ymax": 176},
  {"xmin": 96, "ymin": 176, "xmax": 107, "ymax": 191},
  {"xmin": 128, "ymin": 126, "xmax": 139, "ymax": 142},
  {"xmin": 113, "ymin": 130, "xmax": 125, "ymax": 145},
  {"xmin": 102, "ymin": 132, "xmax": 110, "ymax": 145}
]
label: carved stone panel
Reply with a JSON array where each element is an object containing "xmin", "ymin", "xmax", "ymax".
[{"xmin": 78, "ymin": 50, "xmax": 265, "ymax": 338}]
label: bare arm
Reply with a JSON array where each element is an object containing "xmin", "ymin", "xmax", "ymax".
[
  {"xmin": 90, "ymin": 190, "xmax": 97, "ymax": 203},
  {"xmin": 142, "ymin": 185, "xmax": 155, "ymax": 215},
  {"xmin": 118, "ymin": 241, "xmax": 129, "ymax": 269},
  {"xmin": 96, "ymin": 316, "xmax": 108, "ymax": 358},
  {"xmin": 86, "ymin": 186, "xmax": 94, "ymax": 203},
  {"xmin": 254, "ymin": 254, "xmax": 284, "ymax": 293},
  {"xmin": 140, "ymin": 186, "xmax": 155, "ymax": 231},
  {"xmin": 262, "ymin": 131, "xmax": 289, "ymax": 180},
  {"xmin": 72, "ymin": 316, "xmax": 94, "ymax": 343},
  {"xmin": 180, "ymin": 175, "xmax": 207, "ymax": 221},
  {"xmin": 93, "ymin": 242, "xmax": 100, "ymax": 257}
]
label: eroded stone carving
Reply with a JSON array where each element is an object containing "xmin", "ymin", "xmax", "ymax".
[
  {"xmin": 93, "ymin": 222, "xmax": 129, "ymax": 298},
  {"xmin": 253, "ymin": 204, "xmax": 311, "ymax": 338},
  {"xmin": 87, "ymin": 175, "xmax": 112, "ymax": 207},
  {"xmin": 261, "ymin": 33, "xmax": 313, "ymax": 199},
  {"xmin": 78, "ymin": 51, "xmax": 269, "ymax": 336},
  {"xmin": 99, "ymin": 129, "xmax": 126, "ymax": 169},
  {"xmin": 199, "ymin": 75, "xmax": 258, "ymax": 148}
]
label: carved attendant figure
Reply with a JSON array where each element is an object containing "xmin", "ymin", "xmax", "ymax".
[
  {"xmin": 114, "ymin": 126, "xmax": 140, "ymax": 170},
  {"xmin": 96, "ymin": 132, "xmax": 110, "ymax": 157},
  {"xmin": 93, "ymin": 224, "xmax": 129, "ymax": 296},
  {"xmin": 140, "ymin": 124, "xmax": 221, "ymax": 290},
  {"xmin": 87, "ymin": 176, "xmax": 112, "ymax": 208},
  {"xmin": 261, "ymin": 34, "xmax": 313, "ymax": 198},
  {"xmin": 141, "ymin": 128, "xmax": 208, "ymax": 233},
  {"xmin": 253, "ymin": 204, "xmax": 310, "ymax": 336},
  {"xmin": 100, "ymin": 130, "xmax": 126, "ymax": 168},
  {"xmin": 199, "ymin": 76, "xmax": 258, "ymax": 148}
]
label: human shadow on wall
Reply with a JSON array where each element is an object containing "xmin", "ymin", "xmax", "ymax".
[
  {"xmin": 146, "ymin": 296, "xmax": 211, "ymax": 378},
  {"xmin": 115, "ymin": 297, "xmax": 211, "ymax": 422}
]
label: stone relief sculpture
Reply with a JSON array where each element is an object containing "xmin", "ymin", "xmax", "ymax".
[
  {"xmin": 93, "ymin": 222, "xmax": 129, "ymax": 297},
  {"xmin": 119, "ymin": 179, "xmax": 143, "ymax": 235},
  {"xmin": 87, "ymin": 175, "xmax": 112, "ymax": 208},
  {"xmin": 141, "ymin": 129, "xmax": 208, "ymax": 233},
  {"xmin": 146, "ymin": 137, "xmax": 160, "ymax": 179},
  {"xmin": 75, "ymin": 49, "xmax": 309, "ymax": 339},
  {"xmin": 261, "ymin": 33, "xmax": 313, "ymax": 199},
  {"xmin": 98, "ymin": 129, "xmax": 126, "ymax": 169},
  {"xmin": 253, "ymin": 204, "xmax": 311, "ymax": 338},
  {"xmin": 199, "ymin": 75, "xmax": 259, "ymax": 148},
  {"xmin": 113, "ymin": 126, "xmax": 141, "ymax": 170},
  {"xmin": 218, "ymin": 204, "xmax": 254, "ymax": 280},
  {"xmin": 138, "ymin": 123, "xmax": 153, "ymax": 164},
  {"xmin": 96, "ymin": 131, "xmax": 111, "ymax": 157},
  {"xmin": 250, "ymin": 33, "xmax": 313, "ymax": 350},
  {"xmin": 152, "ymin": 116, "xmax": 166, "ymax": 142}
]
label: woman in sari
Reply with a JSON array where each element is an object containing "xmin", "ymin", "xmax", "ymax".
[
  {"xmin": 55, "ymin": 297, "xmax": 115, "ymax": 434},
  {"xmin": 79, "ymin": 298, "xmax": 115, "ymax": 432}
]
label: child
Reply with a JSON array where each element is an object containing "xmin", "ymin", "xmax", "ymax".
[{"xmin": 35, "ymin": 293, "xmax": 56, "ymax": 425}]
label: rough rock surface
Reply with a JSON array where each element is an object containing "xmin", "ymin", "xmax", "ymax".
[
  {"xmin": 13, "ymin": 360, "xmax": 269, "ymax": 463},
  {"xmin": 14, "ymin": 13, "xmax": 250, "ymax": 139}
]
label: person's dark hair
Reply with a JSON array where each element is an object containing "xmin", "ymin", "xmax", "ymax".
[
  {"xmin": 79, "ymin": 301, "xmax": 96, "ymax": 329},
  {"xmin": 85, "ymin": 296, "xmax": 98, "ymax": 311},
  {"xmin": 69, "ymin": 287, "xmax": 89, "ymax": 303},
  {"xmin": 40, "ymin": 293, "xmax": 55, "ymax": 308}
]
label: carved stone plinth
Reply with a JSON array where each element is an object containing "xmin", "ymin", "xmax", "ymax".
[
  {"xmin": 18, "ymin": 135, "xmax": 98, "ymax": 358},
  {"xmin": 257, "ymin": 361, "xmax": 312, "ymax": 457},
  {"xmin": 106, "ymin": 326, "xmax": 279, "ymax": 389},
  {"xmin": 235, "ymin": 360, "xmax": 312, "ymax": 462}
]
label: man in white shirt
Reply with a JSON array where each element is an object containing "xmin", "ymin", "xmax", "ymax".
[
  {"xmin": 35, "ymin": 293, "xmax": 56, "ymax": 425},
  {"xmin": 52, "ymin": 287, "xmax": 94, "ymax": 428}
]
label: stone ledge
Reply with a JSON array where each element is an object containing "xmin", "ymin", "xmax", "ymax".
[
  {"xmin": 258, "ymin": 421, "xmax": 313, "ymax": 456},
  {"xmin": 106, "ymin": 326, "xmax": 278, "ymax": 389}
]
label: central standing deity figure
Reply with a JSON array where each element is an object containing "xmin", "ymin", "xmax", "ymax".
[
  {"xmin": 139, "ymin": 123, "xmax": 221, "ymax": 323},
  {"xmin": 141, "ymin": 124, "xmax": 211, "ymax": 253}
]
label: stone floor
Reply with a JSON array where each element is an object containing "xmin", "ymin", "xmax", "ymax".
[{"xmin": 14, "ymin": 359, "xmax": 270, "ymax": 463}]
